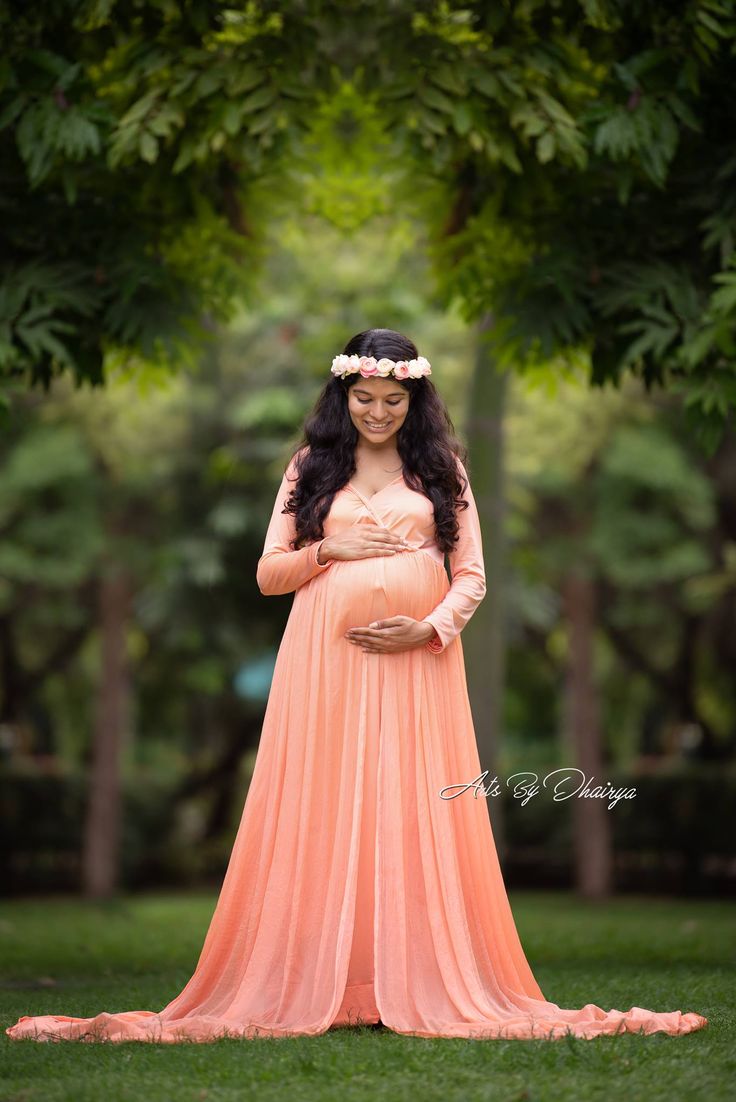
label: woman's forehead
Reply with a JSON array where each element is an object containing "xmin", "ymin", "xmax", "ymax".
[{"xmin": 350, "ymin": 378, "xmax": 409, "ymax": 397}]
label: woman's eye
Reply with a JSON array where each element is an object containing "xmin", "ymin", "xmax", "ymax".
[{"xmin": 358, "ymin": 399, "xmax": 401, "ymax": 406}]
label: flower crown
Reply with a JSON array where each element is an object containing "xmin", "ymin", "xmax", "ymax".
[{"xmin": 330, "ymin": 353, "xmax": 432, "ymax": 381}]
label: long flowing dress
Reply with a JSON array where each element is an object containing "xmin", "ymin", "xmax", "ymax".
[{"xmin": 6, "ymin": 452, "xmax": 708, "ymax": 1043}]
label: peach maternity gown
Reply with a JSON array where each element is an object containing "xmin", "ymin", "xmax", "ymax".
[{"xmin": 6, "ymin": 451, "xmax": 708, "ymax": 1043}]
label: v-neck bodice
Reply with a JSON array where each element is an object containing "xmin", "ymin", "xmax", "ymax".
[
  {"xmin": 335, "ymin": 472, "xmax": 442, "ymax": 566},
  {"xmin": 346, "ymin": 473, "xmax": 404, "ymax": 506}
]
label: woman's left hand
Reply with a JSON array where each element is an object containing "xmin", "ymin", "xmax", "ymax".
[{"xmin": 344, "ymin": 616, "xmax": 436, "ymax": 653}]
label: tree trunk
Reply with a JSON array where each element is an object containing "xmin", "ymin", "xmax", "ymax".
[
  {"xmin": 561, "ymin": 567, "xmax": 613, "ymax": 898},
  {"xmin": 464, "ymin": 312, "xmax": 508, "ymax": 861},
  {"xmin": 0, "ymin": 615, "xmax": 24, "ymax": 727},
  {"xmin": 81, "ymin": 550, "xmax": 132, "ymax": 899}
]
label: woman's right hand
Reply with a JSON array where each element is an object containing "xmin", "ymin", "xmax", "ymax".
[{"xmin": 318, "ymin": 524, "xmax": 411, "ymax": 562}]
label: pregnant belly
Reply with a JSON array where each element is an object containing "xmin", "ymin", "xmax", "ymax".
[{"xmin": 319, "ymin": 548, "xmax": 449, "ymax": 643}]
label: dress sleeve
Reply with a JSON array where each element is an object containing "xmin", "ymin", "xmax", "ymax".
[
  {"xmin": 256, "ymin": 454, "xmax": 334, "ymax": 596},
  {"xmin": 419, "ymin": 458, "xmax": 487, "ymax": 653}
]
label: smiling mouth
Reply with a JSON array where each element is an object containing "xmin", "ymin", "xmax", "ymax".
[{"xmin": 365, "ymin": 421, "xmax": 391, "ymax": 430}]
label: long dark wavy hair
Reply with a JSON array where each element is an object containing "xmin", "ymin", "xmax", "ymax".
[{"xmin": 283, "ymin": 328, "xmax": 469, "ymax": 555}]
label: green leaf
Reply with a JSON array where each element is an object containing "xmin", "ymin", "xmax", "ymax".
[
  {"xmin": 418, "ymin": 84, "xmax": 455, "ymax": 114},
  {"xmin": 117, "ymin": 90, "xmax": 159, "ymax": 130},
  {"xmin": 172, "ymin": 140, "xmax": 194, "ymax": 173},
  {"xmin": 0, "ymin": 94, "xmax": 27, "ymax": 130},
  {"xmin": 228, "ymin": 65, "xmax": 265, "ymax": 95},
  {"xmin": 497, "ymin": 69, "xmax": 523, "ymax": 97},
  {"xmin": 416, "ymin": 105, "xmax": 447, "ymax": 136},
  {"xmin": 139, "ymin": 130, "xmax": 158, "ymax": 163},
  {"xmin": 452, "ymin": 101, "xmax": 472, "ymax": 136},
  {"xmin": 247, "ymin": 109, "xmax": 276, "ymax": 136},
  {"xmin": 537, "ymin": 131, "xmax": 556, "ymax": 162},
  {"xmin": 711, "ymin": 271, "xmax": 736, "ymax": 314},
  {"xmin": 432, "ymin": 64, "xmax": 467, "ymax": 96},
  {"xmin": 377, "ymin": 80, "xmax": 416, "ymax": 100},
  {"xmin": 471, "ymin": 70, "xmax": 501, "ymax": 99},
  {"xmin": 222, "ymin": 102, "xmax": 242, "ymax": 136},
  {"xmin": 241, "ymin": 84, "xmax": 278, "ymax": 114}
]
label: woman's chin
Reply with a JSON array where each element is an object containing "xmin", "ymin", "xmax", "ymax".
[{"xmin": 357, "ymin": 427, "xmax": 398, "ymax": 443}]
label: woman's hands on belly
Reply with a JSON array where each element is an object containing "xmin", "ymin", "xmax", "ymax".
[
  {"xmin": 345, "ymin": 616, "xmax": 437, "ymax": 653},
  {"xmin": 319, "ymin": 523, "xmax": 411, "ymax": 562},
  {"xmin": 322, "ymin": 526, "xmax": 448, "ymax": 649}
]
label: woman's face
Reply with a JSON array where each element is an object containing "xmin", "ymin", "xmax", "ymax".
[{"xmin": 347, "ymin": 375, "xmax": 411, "ymax": 447}]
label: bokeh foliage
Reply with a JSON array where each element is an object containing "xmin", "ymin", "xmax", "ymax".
[{"xmin": 1, "ymin": 1, "xmax": 735, "ymax": 450}]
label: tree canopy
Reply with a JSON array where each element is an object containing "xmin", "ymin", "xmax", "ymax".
[{"xmin": 2, "ymin": 0, "xmax": 735, "ymax": 449}]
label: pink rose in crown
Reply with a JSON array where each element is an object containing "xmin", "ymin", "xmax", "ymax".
[
  {"xmin": 393, "ymin": 360, "xmax": 410, "ymax": 379},
  {"xmin": 359, "ymin": 357, "xmax": 378, "ymax": 376}
]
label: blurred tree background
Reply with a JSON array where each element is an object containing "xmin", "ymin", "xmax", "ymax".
[{"xmin": 1, "ymin": 0, "xmax": 735, "ymax": 901}]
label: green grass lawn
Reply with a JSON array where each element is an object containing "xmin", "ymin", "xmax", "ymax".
[{"xmin": 1, "ymin": 890, "xmax": 732, "ymax": 1101}]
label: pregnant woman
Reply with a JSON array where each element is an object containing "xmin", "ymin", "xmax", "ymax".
[{"xmin": 7, "ymin": 328, "xmax": 707, "ymax": 1043}]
